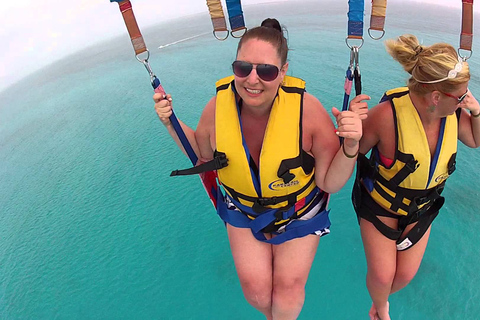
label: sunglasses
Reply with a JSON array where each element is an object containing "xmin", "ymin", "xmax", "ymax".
[
  {"xmin": 232, "ymin": 60, "xmax": 280, "ymax": 82},
  {"xmin": 441, "ymin": 90, "xmax": 468, "ymax": 104}
]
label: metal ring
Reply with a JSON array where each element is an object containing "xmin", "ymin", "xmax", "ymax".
[
  {"xmin": 231, "ymin": 27, "xmax": 247, "ymax": 39},
  {"xmin": 458, "ymin": 48, "xmax": 473, "ymax": 61},
  {"xmin": 345, "ymin": 37, "xmax": 364, "ymax": 49},
  {"xmin": 135, "ymin": 49, "xmax": 150, "ymax": 63},
  {"xmin": 213, "ymin": 30, "xmax": 229, "ymax": 41},
  {"xmin": 368, "ymin": 28, "xmax": 385, "ymax": 40}
]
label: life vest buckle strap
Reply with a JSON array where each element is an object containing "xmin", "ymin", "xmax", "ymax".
[
  {"xmin": 408, "ymin": 181, "xmax": 445, "ymax": 215},
  {"xmin": 279, "ymin": 171, "xmax": 295, "ymax": 184},
  {"xmin": 404, "ymin": 159, "xmax": 419, "ymax": 173},
  {"xmin": 274, "ymin": 208, "xmax": 291, "ymax": 222},
  {"xmin": 447, "ymin": 153, "xmax": 457, "ymax": 175},
  {"xmin": 213, "ymin": 151, "xmax": 228, "ymax": 169},
  {"xmin": 257, "ymin": 196, "xmax": 280, "ymax": 207}
]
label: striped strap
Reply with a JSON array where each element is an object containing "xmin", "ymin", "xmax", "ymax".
[
  {"xmin": 347, "ymin": 0, "xmax": 365, "ymax": 39},
  {"xmin": 110, "ymin": 0, "xmax": 198, "ymax": 165},
  {"xmin": 111, "ymin": 0, "xmax": 147, "ymax": 55},
  {"xmin": 206, "ymin": 0, "xmax": 229, "ymax": 40},
  {"xmin": 369, "ymin": 0, "xmax": 387, "ymax": 39},
  {"xmin": 460, "ymin": 0, "xmax": 474, "ymax": 53},
  {"xmin": 225, "ymin": 0, "xmax": 247, "ymax": 37}
]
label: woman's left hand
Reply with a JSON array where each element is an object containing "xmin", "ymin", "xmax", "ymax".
[
  {"xmin": 332, "ymin": 107, "xmax": 362, "ymax": 145},
  {"xmin": 459, "ymin": 89, "xmax": 480, "ymax": 115}
]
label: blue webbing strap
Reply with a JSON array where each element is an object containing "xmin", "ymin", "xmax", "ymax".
[
  {"xmin": 347, "ymin": 0, "xmax": 365, "ymax": 39},
  {"xmin": 151, "ymin": 75, "xmax": 198, "ymax": 166},
  {"xmin": 225, "ymin": 0, "xmax": 246, "ymax": 32}
]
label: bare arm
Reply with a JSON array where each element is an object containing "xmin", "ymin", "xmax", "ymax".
[
  {"xmin": 458, "ymin": 90, "xmax": 480, "ymax": 148},
  {"xmin": 195, "ymin": 96, "xmax": 216, "ymax": 162},
  {"xmin": 306, "ymin": 93, "xmax": 367, "ymax": 193},
  {"xmin": 153, "ymin": 93, "xmax": 201, "ymax": 159}
]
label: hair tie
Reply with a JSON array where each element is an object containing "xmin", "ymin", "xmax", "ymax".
[{"xmin": 414, "ymin": 46, "xmax": 423, "ymax": 58}]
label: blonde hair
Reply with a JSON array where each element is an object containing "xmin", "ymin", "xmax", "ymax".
[{"xmin": 385, "ymin": 34, "xmax": 470, "ymax": 94}]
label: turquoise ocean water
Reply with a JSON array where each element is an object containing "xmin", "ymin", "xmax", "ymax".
[{"xmin": 1, "ymin": 1, "xmax": 480, "ymax": 319}]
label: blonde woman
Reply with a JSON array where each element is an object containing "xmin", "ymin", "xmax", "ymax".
[{"xmin": 351, "ymin": 34, "xmax": 480, "ymax": 320}]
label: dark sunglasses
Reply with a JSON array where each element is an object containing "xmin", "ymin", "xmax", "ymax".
[
  {"xmin": 441, "ymin": 90, "xmax": 468, "ymax": 104},
  {"xmin": 232, "ymin": 60, "xmax": 280, "ymax": 82}
]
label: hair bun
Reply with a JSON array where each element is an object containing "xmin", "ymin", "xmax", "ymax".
[{"xmin": 261, "ymin": 18, "xmax": 282, "ymax": 33}]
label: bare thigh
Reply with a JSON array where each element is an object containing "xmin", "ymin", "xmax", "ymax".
[
  {"xmin": 360, "ymin": 216, "xmax": 399, "ymax": 274},
  {"xmin": 394, "ymin": 224, "xmax": 431, "ymax": 283},
  {"xmin": 272, "ymin": 234, "xmax": 320, "ymax": 286},
  {"xmin": 227, "ymin": 224, "xmax": 273, "ymax": 284}
]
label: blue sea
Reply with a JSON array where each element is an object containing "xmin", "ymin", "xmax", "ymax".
[{"xmin": 1, "ymin": 1, "xmax": 480, "ymax": 319}]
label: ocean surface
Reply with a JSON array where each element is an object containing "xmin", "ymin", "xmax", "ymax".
[{"xmin": 1, "ymin": 1, "xmax": 480, "ymax": 319}]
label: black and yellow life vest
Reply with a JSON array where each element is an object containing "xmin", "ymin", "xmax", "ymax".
[
  {"xmin": 360, "ymin": 87, "xmax": 458, "ymax": 216},
  {"xmin": 215, "ymin": 75, "xmax": 321, "ymax": 221}
]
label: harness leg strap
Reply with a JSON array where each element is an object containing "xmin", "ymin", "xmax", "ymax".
[{"xmin": 396, "ymin": 197, "xmax": 444, "ymax": 251}]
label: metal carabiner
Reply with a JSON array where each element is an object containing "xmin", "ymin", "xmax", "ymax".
[
  {"xmin": 349, "ymin": 47, "xmax": 356, "ymax": 70},
  {"xmin": 135, "ymin": 49, "xmax": 156, "ymax": 83},
  {"xmin": 349, "ymin": 46, "xmax": 360, "ymax": 71}
]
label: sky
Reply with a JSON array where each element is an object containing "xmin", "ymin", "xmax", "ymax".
[{"xmin": 0, "ymin": 0, "xmax": 468, "ymax": 91}]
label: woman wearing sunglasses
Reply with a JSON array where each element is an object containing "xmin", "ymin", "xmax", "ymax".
[
  {"xmin": 155, "ymin": 18, "xmax": 366, "ymax": 319},
  {"xmin": 349, "ymin": 34, "xmax": 480, "ymax": 320}
]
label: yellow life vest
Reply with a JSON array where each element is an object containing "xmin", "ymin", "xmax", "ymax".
[
  {"xmin": 365, "ymin": 87, "xmax": 458, "ymax": 216},
  {"xmin": 215, "ymin": 75, "xmax": 319, "ymax": 218}
]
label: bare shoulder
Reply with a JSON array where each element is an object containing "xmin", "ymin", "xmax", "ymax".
[
  {"xmin": 360, "ymin": 99, "xmax": 395, "ymax": 154},
  {"xmin": 197, "ymin": 96, "xmax": 216, "ymax": 128},
  {"xmin": 366, "ymin": 100, "xmax": 394, "ymax": 131},
  {"xmin": 202, "ymin": 96, "xmax": 217, "ymax": 117},
  {"xmin": 302, "ymin": 92, "xmax": 331, "ymax": 121},
  {"xmin": 302, "ymin": 92, "xmax": 337, "ymax": 153},
  {"xmin": 196, "ymin": 96, "xmax": 217, "ymax": 160}
]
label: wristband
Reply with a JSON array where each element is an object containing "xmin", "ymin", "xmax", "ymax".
[
  {"xmin": 471, "ymin": 111, "xmax": 480, "ymax": 118},
  {"xmin": 342, "ymin": 143, "xmax": 359, "ymax": 158}
]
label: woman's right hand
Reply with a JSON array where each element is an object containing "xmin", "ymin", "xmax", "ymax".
[
  {"xmin": 349, "ymin": 94, "xmax": 370, "ymax": 120},
  {"xmin": 153, "ymin": 93, "xmax": 173, "ymax": 126}
]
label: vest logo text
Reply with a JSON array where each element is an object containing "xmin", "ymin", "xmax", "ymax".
[{"xmin": 269, "ymin": 179, "xmax": 300, "ymax": 190}]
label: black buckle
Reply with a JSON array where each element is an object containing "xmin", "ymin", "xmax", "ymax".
[
  {"xmin": 257, "ymin": 197, "xmax": 279, "ymax": 207},
  {"xmin": 279, "ymin": 171, "xmax": 295, "ymax": 184},
  {"xmin": 214, "ymin": 152, "xmax": 228, "ymax": 169},
  {"xmin": 413, "ymin": 196, "xmax": 427, "ymax": 206},
  {"xmin": 405, "ymin": 160, "xmax": 419, "ymax": 173},
  {"xmin": 274, "ymin": 210, "xmax": 287, "ymax": 221}
]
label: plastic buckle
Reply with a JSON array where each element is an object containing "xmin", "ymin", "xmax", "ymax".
[
  {"xmin": 280, "ymin": 171, "xmax": 295, "ymax": 184},
  {"xmin": 274, "ymin": 209, "xmax": 287, "ymax": 222},
  {"xmin": 405, "ymin": 160, "xmax": 419, "ymax": 173},
  {"xmin": 214, "ymin": 153, "xmax": 228, "ymax": 169},
  {"xmin": 413, "ymin": 196, "xmax": 427, "ymax": 206},
  {"xmin": 257, "ymin": 197, "xmax": 278, "ymax": 207}
]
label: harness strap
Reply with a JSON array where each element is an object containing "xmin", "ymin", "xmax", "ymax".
[
  {"xmin": 206, "ymin": 0, "xmax": 229, "ymax": 40},
  {"xmin": 254, "ymin": 209, "xmax": 331, "ymax": 245},
  {"xmin": 347, "ymin": 0, "xmax": 365, "ymax": 40},
  {"xmin": 459, "ymin": 0, "xmax": 474, "ymax": 60},
  {"xmin": 218, "ymin": 189, "xmax": 330, "ymax": 244},
  {"xmin": 277, "ymin": 151, "xmax": 315, "ymax": 184},
  {"xmin": 222, "ymin": 175, "xmax": 317, "ymax": 214},
  {"xmin": 170, "ymin": 151, "xmax": 228, "ymax": 176},
  {"xmin": 368, "ymin": 0, "xmax": 387, "ymax": 40},
  {"xmin": 225, "ymin": 0, "xmax": 247, "ymax": 37},
  {"xmin": 384, "ymin": 152, "xmax": 418, "ymax": 187},
  {"xmin": 353, "ymin": 182, "xmax": 444, "ymax": 248},
  {"xmin": 113, "ymin": 0, "xmax": 147, "ymax": 56},
  {"xmin": 396, "ymin": 197, "xmax": 444, "ymax": 250}
]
